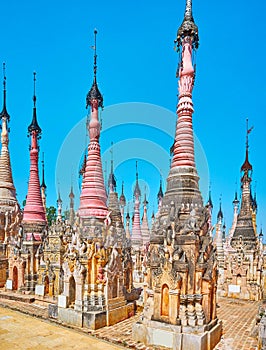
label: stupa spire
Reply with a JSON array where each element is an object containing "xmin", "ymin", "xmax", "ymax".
[
  {"xmin": 86, "ymin": 29, "xmax": 103, "ymax": 110},
  {"xmin": 161, "ymin": 0, "xmax": 202, "ymax": 211},
  {"xmin": 141, "ymin": 188, "xmax": 150, "ymax": 246},
  {"xmin": 69, "ymin": 182, "xmax": 75, "ymax": 225},
  {"xmin": 241, "ymin": 118, "xmax": 253, "ymax": 173},
  {"xmin": 176, "ymin": 0, "xmax": 199, "ymax": 49},
  {"xmin": 157, "ymin": 175, "xmax": 163, "ymax": 210},
  {"xmin": 0, "ymin": 63, "xmax": 10, "ymax": 122},
  {"xmin": 108, "ymin": 142, "xmax": 116, "ymax": 193},
  {"xmin": 230, "ymin": 121, "xmax": 256, "ymax": 248},
  {"xmin": 172, "ymin": 0, "xmax": 199, "ymax": 169},
  {"xmin": 22, "ymin": 72, "xmax": 46, "ymax": 225},
  {"xmin": 119, "ymin": 181, "xmax": 126, "ymax": 224},
  {"xmin": 131, "ymin": 161, "xmax": 142, "ymax": 247},
  {"xmin": 217, "ymin": 198, "xmax": 223, "ymax": 223},
  {"xmin": 57, "ymin": 188, "xmax": 63, "ymax": 222},
  {"xmin": 78, "ymin": 30, "xmax": 108, "ymax": 220},
  {"xmin": 0, "ymin": 63, "xmax": 17, "ymax": 203},
  {"xmin": 134, "ymin": 161, "xmax": 141, "ymax": 198}
]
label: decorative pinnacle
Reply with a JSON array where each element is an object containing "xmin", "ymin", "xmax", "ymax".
[
  {"xmin": 175, "ymin": 0, "xmax": 199, "ymax": 49},
  {"xmin": 108, "ymin": 141, "xmax": 116, "ymax": 192},
  {"xmin": 143, "ymin": 186, "xmax": 148, "ymax": 206},
  {"xmin": 41, "ymin": 152, "xmax": 46, "ymax": 189},
  {"xmin": 93, "ymin": 29, "xmax": 97, "ymax": 79},
  {"xmin": 207, "ymin": 183, "xmax": 213, "ymax": 208},
  {"xmin": 57, "ymin": 181, "xmax": 62, "ymax": 204},
  {"xmin": 0, "ymin": 62, "xmax": 10, "ymax": 121},
  {"xmin": 86, "ymin": 29, "xmax": 104, "ymax": 109},
  {"xmin": 134, "ymin": 161, "xmax": 141, "ymax": 197},
  {"xmin": 217, "ymin": 197, "xmax": 223, "ymax": 220},
  {"xmin": 33, "ymin": 72, "xmax": 36, "ymax": 107},
  {"xmin": 3, "ymin": 63, "xmax": 6, "ymax": 91},
  {"xmin": 28, "ymin": 72, "xmax": 42, "ymax": 135},
  {"xmin": 119, "ymin": 181, "xmax": 126, "ymax": 206},
  {"xmin": 69, "ymin": 183, "xmax": 74, "ymax": 199},
  {"xmin": 241, "ymin": 118, "xmax": 253, "ymax": 172},
  {"xmin": 157, "ymin": 174, "xmax": 163, "ymax": 201}
]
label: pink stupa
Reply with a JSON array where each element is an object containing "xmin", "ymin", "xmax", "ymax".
[
  {"xmin": 22, "ymin": 73, "xmax": 46, "ymax": 239},
  {"xmin": 78, "ymin": 30, "xmax": 108, "ymax": 220}
]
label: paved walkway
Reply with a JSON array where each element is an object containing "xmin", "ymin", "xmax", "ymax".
[
  {"xmin": 0, "ymin": 292, "xmax": 260, "ymax": 349},
  {"xmin": 0, "ymin": 306, "xmax": 123, "ymax": 350},
  {"xmin": 214, "ymin": 297, "xmax": 259, "ymax": 350}
]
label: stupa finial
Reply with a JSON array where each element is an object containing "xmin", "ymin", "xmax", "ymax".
[
  {"xmin": 134, "ymin": 161, "xmax": 141, "ymax": 198},
  {"xmin": 176, "ymin": 0, "xmax": 199, "ymax": 49},
  {"xmin": 28, "ymin": 72, "xmax": 42, "ymax": 135},
  {"xmin": 86, "ymin": 29, "xmax": 103, "ymax": 109},
  {"xmin": 0, "ymin": 62, "xmax": 10, "ymax": 121},
  {"xmin": 241, "ymin": 118, "xmax": 253, "ymax": 173}
]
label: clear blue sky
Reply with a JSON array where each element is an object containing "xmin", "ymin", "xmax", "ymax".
[{"xmin": 1, "ymin": 0, "xmax": 266, "ymax": 235}]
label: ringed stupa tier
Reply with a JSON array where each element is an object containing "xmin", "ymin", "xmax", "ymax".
[
  {"xmin": 141, "ymin": 192, "xmax": 150, "ymax": 246},
  {"xmin": 131, "ymin": 162, "xmax": 143, "ymax": 248},
  {"xmin": 78, "ymin": 30, "xmax": 108, "ymax": 220},
  {"xmin": 22, "ymin": 73, "xmax": 46, "ymax": 238},
  {"xmin": 133, "ymin": 1, "xmax": 221, "ymax": 348},
  {"xmin": 107, "ymin": 156, "xmax": 124, "ymax": 228},
  {"xmin": 0, "ymin": 64, "xmax": 18, "ymax": 211},
  {"xmin": 40, "ymin": 153, "xmax": 47, "ymax": 211}
]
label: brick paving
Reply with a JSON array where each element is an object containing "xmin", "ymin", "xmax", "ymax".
[
  {"xmin": 0, "ymin": 291, "xmax": 260, "ymax": 349},
  {"xmin": 214, "ymin": 297, "xmax": 259, "ymax": 350}
]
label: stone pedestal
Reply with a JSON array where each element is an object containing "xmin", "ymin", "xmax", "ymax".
[
  {"xmin": 57, "ymin": 300, "xmax": 135, "ymax": 330},
  {"xmin": 132, "ymin": 318, "xmax": 222, "ymax": 350}
]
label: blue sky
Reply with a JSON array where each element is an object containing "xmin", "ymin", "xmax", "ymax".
[{"xmin": 1, "ymin": 0, "xmax": 266, "ymax": 235}]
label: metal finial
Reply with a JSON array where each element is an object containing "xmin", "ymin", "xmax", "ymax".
[
  {"xmin": 246, "ymin": 118, "xmax": 254, "ymax": 150},
  {"xmin": 134, "ymin": 160, "xmax": 141, "ymax": 198},
  {"xmin": 41, "ymin": 152, "xmax": 46, "ymax": 189},
  {"xmin": 157, "ymin": 173, "xmax": 164, "ymax": 200},
  {"xmin": 217, "ymin": 195, "xmax": 223, "ymax": 220},
  {"xmin": 0, "ymin": 62, "xmax": 10, "ymax": 121},
  {"xmin": 176, "ymin": 0, "xmax": 199, "ymax": 49},
  {"xmin": 86, "ymin": 29, "xmax": 103, "ymax": 109},
  {"xmin": 241, "ymin": 118, "xmax": 253, "ymax": 172},
  {"xmin": 110, "ymin": 141, "xmax": 114, "ymax": 174},
  {"xmin": 57, "ymin": 181, "xmax": 62, "ymax": 203},
  {"xmin": 108, "ymin": 141, "xmax": 116, "ymax": 192},
  {"xmin": 33, "ymin": 72, "xmax": 37, "ymax": 107},
  {"xmin": 246, "ymin": 118, "xmax": 249, "ymax": 151},
  {"xmin": 93, "ymin": 29, "xmax": 98, "ymax": 79},
  {"xmin": 3, "ymin": 63, "xmax": 6, "ymax": 91},
  {"xmin": 185, "ymin": 0, "xmax": 192, "ymax": 19}
]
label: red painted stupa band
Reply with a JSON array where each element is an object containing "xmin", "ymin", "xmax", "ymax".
[
  {"xmin": 23, "ymin": 129, "xmax": 46, "ymax": 223},
  {"xmin": 172, "ymin": 36, "xmax": 195, "ymax": 168},
  {"xmin": 78, "ymin": 99, "xmax": 108, "ymax": 219}
]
